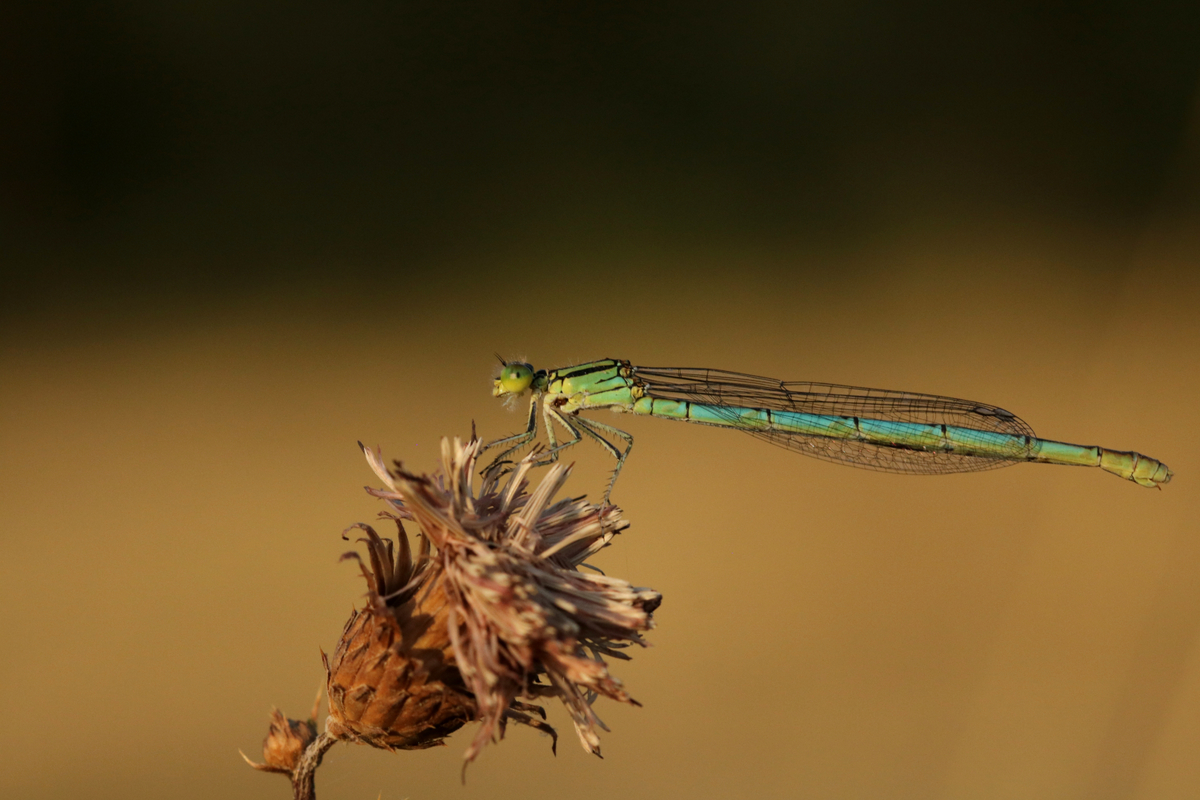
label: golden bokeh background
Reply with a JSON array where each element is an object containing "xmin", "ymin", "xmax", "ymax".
[{"xmin": 3, "ymin": 4, "xmax": 1199, "ymax": 798}]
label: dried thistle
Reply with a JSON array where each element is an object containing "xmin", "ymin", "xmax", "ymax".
[
  {"xmin": 241, "ymin": 707, "xmax": 318, "ymax": 774},
  {"xmin": 247, "ymin": 435, "xmax": 662, "ymax": 796},
  {"xmin": 332, "ymin": 436, "xmax": 663, "ymax": 765},
  {"xmin": 242, "ymin": 690, "xmax": 336, "ymax": 798}
]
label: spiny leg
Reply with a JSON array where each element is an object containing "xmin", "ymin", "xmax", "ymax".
[
  {"xmin": 502, "ymin": 708, "xmax": 559, "ymax": 755},
  {"xmin": 574, "ymin": 416, "xmax": 634, "ymax": 504},
  {"xmin": 481, "ymin": 395, "xmax": 539, "ymax": 474},
  {"xmin": 543, "ymin": 400, "xmax": 561, "ymax": 454},
  {"xmin": 536, "ymin": 405, "xmax": 584, "ymax": 464}
]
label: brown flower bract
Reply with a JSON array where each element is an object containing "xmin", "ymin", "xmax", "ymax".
[
  {"xmin": 325, "ymin": 437, "xmax": 662, "ymax": 764},
  {"xmin": 324, "ymin": 521, "xmax": 476, "ymax": 751},
  {"xmin": 242, "ymin": 707, "xmax": 318, "ymax": 774}
]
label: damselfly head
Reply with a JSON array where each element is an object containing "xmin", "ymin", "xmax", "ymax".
[{"xmin": 493, "ymin": 361, "xmax": 536, "ymax": 397}]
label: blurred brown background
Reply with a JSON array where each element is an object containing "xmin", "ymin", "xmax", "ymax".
[{"xmin": 2, "ymin": 2, "xmax": 1199, "ymax": 798}]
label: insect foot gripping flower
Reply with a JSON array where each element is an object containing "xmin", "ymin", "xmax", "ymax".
[{"xmin": 326, "ymin": 435, "xmax": 664, "ymax": 773}]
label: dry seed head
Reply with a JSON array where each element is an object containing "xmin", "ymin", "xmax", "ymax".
[
  {"xmin": 327, "ymin": 436, "xmax": 662, "ymax": 765},
  {"xmin": 324, "ymin": 519, "xmax": 475, "ymax": 751},
  {"xmin": 241, "ymin": 708, "xmax": 318, "ymax": 774}
]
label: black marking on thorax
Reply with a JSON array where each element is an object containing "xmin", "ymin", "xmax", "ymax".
[{"xmin": 553, "ymin": 360, "xmax": 622, "ymax": 380}]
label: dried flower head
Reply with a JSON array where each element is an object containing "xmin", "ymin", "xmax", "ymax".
[
  {"xmin": 325, "ymin": 436, "xmax": 662, "ymax": 766},
  {"xmin": 241, "ymin": 704, "xmax": 319, "ymax": 774}
]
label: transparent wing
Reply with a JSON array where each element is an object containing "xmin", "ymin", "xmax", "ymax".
[{"xmin": 633, "ymin": 365, "xmax": 1035, "ymax": 475}]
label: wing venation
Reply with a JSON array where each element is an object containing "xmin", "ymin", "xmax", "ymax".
[{"xmin": 633, "ymin": 365, "xmax": 1035, "ymax": 475}]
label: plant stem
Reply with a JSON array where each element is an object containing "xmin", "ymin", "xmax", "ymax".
[{"xmin": 292, "ymin": 731, "xmax": 337, "ymax": 800}]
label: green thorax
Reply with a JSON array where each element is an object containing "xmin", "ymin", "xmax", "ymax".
[{"xmin": 543, "ymin": 359, "xmax": 643, "ymax": 411}]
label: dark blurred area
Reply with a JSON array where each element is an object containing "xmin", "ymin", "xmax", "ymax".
[
  {"xmin": 2, "ymin": 1, "xmax": 1198, "ymax": 322},
  {"xmin": 5, "ymin": 9, "xmax": 1200, "ymax": 797}
]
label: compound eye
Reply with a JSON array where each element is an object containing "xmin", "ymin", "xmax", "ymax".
[{"xmin": 500, "ymin": 363, "xmax": 534, "ymax": 394}]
